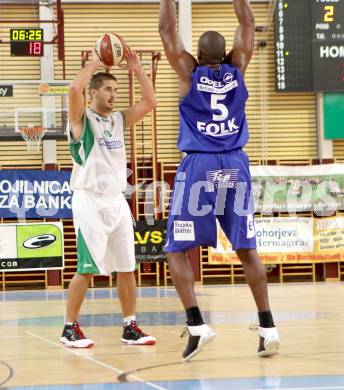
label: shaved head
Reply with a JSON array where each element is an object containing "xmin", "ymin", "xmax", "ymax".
[{"xmin": 197, "ymin": 31, "xmax": 226, "ymax": 65}]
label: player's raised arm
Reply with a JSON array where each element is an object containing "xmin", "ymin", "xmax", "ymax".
[
  {"xmin": 68, "ymin": 52, "xmax": 105, "ymax": 140},
  {"xmin": 159, "ymin": 0, "xmax": 197, "ymax": 91},
  {"xmin": 123, "ymin": 47, "xmax": 157, "ymax": 128},
  {"xmin": 224, "ymin": 0, "xmax": 255, "ymax": 76}
]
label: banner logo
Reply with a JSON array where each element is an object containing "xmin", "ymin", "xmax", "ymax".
[
  {"xmin": 22, "ymin": 234, "xmax": 56, "ymax": 249},
  {"xmin": 38, "ymin": 83, "xmax": 69, "ymax": 96},
  {"xmin": 0, "ymin": 222, "xmax": 64, "ymax": 272}
]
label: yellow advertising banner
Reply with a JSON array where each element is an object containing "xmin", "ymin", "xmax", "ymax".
[
  {"xmin": 208, "ymin": 217, "xmax": 344, "ymax": 264},
  {"xmin": 313, "ymin": 217, "xmax": 344, "ymax": 262},
  {"xmin": 38, "ymin": 83, "xmax": 69, "ymax": 96}
]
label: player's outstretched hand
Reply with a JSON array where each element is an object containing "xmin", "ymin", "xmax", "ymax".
[
  {"xmin": 124, "ymin": 46, "xmax": 142, "ymax": 72},
  {"xmin": 92, "ymin": 49, "xmax": 111, "ymax": 70}
]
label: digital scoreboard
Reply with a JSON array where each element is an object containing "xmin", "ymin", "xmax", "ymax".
[
  {"xmin": 275, "ymin": 0, "xmax": 344, "ymax": 92},
  {"xmin": 10, "ymin": 28, "xmax": 44, "ymax": 57}
]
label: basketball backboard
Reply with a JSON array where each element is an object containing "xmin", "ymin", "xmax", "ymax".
[{"xmin": 0, "ymin": 80, "xmax": 69, "ymax": 141}]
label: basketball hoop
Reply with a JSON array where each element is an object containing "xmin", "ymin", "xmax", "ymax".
[{"xmin": 20, "ymin": 126, "xmax": 46, "ymax": 152}]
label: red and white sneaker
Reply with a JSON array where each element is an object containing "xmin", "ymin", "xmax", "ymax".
[
  {"xmin": 121, "ymin": 320, "xmax": 156, "ymax": 345},
  {"xmin": 60, "ymin": 321, "xmax": 94, "ymax": 348}
]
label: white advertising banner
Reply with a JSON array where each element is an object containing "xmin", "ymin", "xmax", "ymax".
[{"xmin": 255, "ymin": 218, "xmax": 314, "ymax": 253}]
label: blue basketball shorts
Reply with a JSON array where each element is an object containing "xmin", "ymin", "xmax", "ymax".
[{"xmin": 164, "ymin": 149, "xmax": 257, "ymax": 253}]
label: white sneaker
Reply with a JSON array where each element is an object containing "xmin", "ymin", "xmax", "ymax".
[
  {"xmin": 181, "ymin": 324, "xmax": 216, "ymax": 362},
  {"xmin": 256, "ymin": 326, "xmax": 280, "ymax": 357}
]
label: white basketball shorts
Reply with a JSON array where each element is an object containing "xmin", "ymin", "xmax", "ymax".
[{"xmin": 72, "ymin": 190, "xmax": 136, "ymax": 275}]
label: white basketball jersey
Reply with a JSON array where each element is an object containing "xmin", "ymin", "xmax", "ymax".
[{"xmin": 68, "ymin": 108, "xmax": 127, "ymax": 195}]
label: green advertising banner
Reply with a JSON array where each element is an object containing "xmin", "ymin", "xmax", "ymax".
[
  {"xmin": 251, "ymin": 164, "xmax": 344, "ymax": 213},
  {"xmin": 324, "ymin": 93, "xmax": 344, "ymax": 139},
  {"xmin": 0, "ymin": 222, "xmax": 64, "ymax": 272}
]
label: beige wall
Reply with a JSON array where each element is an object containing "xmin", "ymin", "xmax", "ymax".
[
  {"xmin": 334, "ymin": 141, "xmax": 344, "ymax": 160},
  {"xmin": 0, "ymin": 2, "xmax": 320, "ymax": 166}
]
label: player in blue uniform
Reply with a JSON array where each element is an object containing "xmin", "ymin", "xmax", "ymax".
[{"xmin": 159, "ymin": 0, "xmax": 280, "ymax": 361}]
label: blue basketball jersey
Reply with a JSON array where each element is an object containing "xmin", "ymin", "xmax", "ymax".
[{"xmin": 178, "ymin": 63, "xmax": 249, "ymax": 152}]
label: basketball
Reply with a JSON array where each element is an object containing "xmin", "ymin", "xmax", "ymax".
[{"xmin": 95, "ymin": 33, "xmax": 126, "ymax": 66}]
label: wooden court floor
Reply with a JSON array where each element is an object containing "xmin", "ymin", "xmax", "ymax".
[{"xmin": 1, "ymin": 282, "xmax": 344, "ymax": 389}]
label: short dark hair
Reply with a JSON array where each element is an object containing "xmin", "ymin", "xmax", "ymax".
[
  {"xmin": 198, "ymin": 31, "xmax": 226, "ymax": 65},
  {"xmin": 89, "ymin": 72, "xmax": 117, "ymax": 94}
]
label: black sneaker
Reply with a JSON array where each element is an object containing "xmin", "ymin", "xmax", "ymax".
[
  {"xmin": 181, "ymin": 324, "xmax": 216, "ymax": 362},
  {"xmin": 250, "ymin": 325, "xmax": 280, "ymax": 357},
  {"xmin": 60, "ymin": 321, "xmax": 94, "ymax": 348},
  {"xmin": 121, "ymin": 320, "xmax": 156, "ymax": 345}
]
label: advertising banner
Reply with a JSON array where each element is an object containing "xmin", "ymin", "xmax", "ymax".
[
  {"xmin": 0, "ymin": 170, "xmax": 72, "ymax": 219},
  {"xmin": 0, "ymin": 222, "xmax": 64, "ymax": 272},
  {"xmin": 209, "ymin": 218, "xmax": 314, "ymax": 264},
  {"xmin": 0, "ymin": 85, "xmax": 13, "ymax": 97},
  {"xmin": 134, "ymin": 219, "xmax": 167, "ymax": 263},
  {"xmin": 313, "ymin": 217, "xmax": 344, "ymax": 262},
  {"xmin": 38, "ymin": 83, "xmax": 69, "ymax": 96},
  {"xmin": 251, "ymin": 164, "xmax": 344, "ymax": 213},
  {"xmin": 209, "ymin": 217, "xmax": 344, "ymax": 264}
]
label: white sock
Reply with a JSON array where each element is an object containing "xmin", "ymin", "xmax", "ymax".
[
  {"xmin": 65, "ymin": 322, "xmax": 74, "ymax": 326},
  {"xmin": 123, "ymin": 315, "xmax": 136, "ymax": 325}
]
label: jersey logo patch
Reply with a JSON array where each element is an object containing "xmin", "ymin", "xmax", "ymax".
[
  {"xmin": 173, "ymin": 221, "xmax": 195, "ymax": 241},
  {"xmin": 98, "ymin": 138, "xmax": 123, "ymax": 149},
  {"xmin": 223, "ymin": 73, "xmax": 234, "ymax": 83},
  {"xmin": 197, "ymin": 75, "xmax": 238, "ymax": 94},
  {"xmin": 247, "ymin": 214, "xmax": 255, "ymax": 239},
  {"xmin": 205, "ymin": 169, "xmax": 239, "ymax": 191}
]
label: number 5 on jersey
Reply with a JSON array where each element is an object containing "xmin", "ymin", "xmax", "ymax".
[{"xmin": 211, "ymin": 94, "xmax": 229, "ymax": 121}]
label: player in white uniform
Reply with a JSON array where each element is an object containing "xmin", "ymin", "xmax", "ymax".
[{"xmin": 60, "ymin": 48, "xmax": 157, "ymax": 347}]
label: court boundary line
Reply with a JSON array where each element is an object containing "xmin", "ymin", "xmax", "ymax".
[
  {"xmin": 10, "ymin": 333, "xmax": 344, "ymax": 390},
  {"xmin": 248, "ymin": 387, "xmax": 344, "ymax": 390},
  {"xmin": 0, "ymin": 360, "xmax": 14, "ymax": 387},
  {"xmin": 25, "ymin": 331, "xmax": 167, "ymax": 390}
]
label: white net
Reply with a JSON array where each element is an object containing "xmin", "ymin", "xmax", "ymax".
[{"xmin": 20, "ymin": 126, "xmax": 46, "ymax": 152}]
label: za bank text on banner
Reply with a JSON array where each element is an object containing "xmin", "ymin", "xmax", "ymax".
[{"xmin": 0, "ymin": 170, "xmax": 72, "ymax": 219}]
